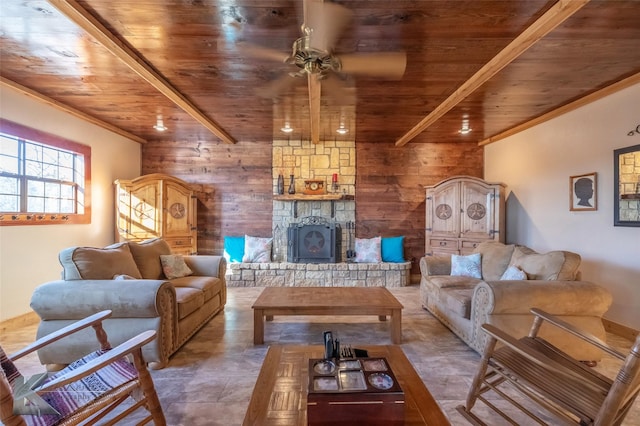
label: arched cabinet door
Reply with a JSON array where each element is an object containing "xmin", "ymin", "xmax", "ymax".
[
  {"xmin": 115, "ymin": 173, "xmax": 197, "ymax": 255},
  {"xmin": 425, "ymin": 176, "xmax": 505, "ymax": 256}
]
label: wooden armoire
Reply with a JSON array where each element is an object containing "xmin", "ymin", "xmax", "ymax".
[
  {"xmin": 115, "ymin": 173, "xmax": 197, "ymax": 255},
  {"xmin": 425, "ymin": 176, "xmax": 505, "ymax": 256}
]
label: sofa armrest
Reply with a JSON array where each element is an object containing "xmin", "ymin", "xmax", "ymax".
[
  {"xmin": 30, "ymin": 279, "xmax": 176, "ymax": 320},
  {"xmin": 419, "ymin": 255, "xmax": 452, "ymax": 277},
  {"xmin": 473, "ymin": 280, "xmax": 612, "ymax": 317},
  {"xmin": 183, "ymin": 255, "xmax": 226, "ymax": 278}
]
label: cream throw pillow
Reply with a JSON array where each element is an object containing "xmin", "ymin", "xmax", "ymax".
[
  {"xmin": 451, "ymin": 253, "xmax": 482, "ymax": 279},
  {"xmin": 160, "ymin": 255, "xmax": 193, "ymax": 279}
]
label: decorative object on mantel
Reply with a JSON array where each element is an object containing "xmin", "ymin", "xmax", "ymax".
[
  {"xmin": 627, "ymin": 123, "xmax": 640, "ymax": 136},
  {"xmin": 277, "ymin": 172, "xmax": 285, "ymax": 195},
  {"xmin": 288, "ymin": 174, "xmax": 296, "ymax": 194},
  {"xmin": 570, "ymin": 172, "xmax": 597, "ymax": 211},
  {"xmin": 304, "ymin": 180, "xmax": 325, "ymax": 195},
  {"xmin": 332, "ymin": 173, "xmax": 340, "ymax": 193},
  {"xmin": 614, "ymin": 144, "xmax": 640, "ymax": 227}
]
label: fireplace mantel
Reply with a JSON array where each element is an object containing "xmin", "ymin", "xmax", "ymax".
[
  {"xmin": 273, "ymin": 194, "xmax": 354, "ymax": 218},
  {"xmin": 273, "ymin": 194, "xmax": 353, "ymax": 201}
]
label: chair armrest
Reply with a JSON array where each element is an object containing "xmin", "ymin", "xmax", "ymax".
[
  {"xmin": 10, "ymin": 311, "xmax": 112, "ymax": 362},
  {"xmin": 419, "ymin": 255, "xmax": 451, "ymax": 277},
  {"xmin": 183, "ymin": 255, "xmax": 226, "ymax": 278},
  {"xmin": 474, "ymin": 280, "xmax": 612, "ymax": 316},
  {"xmin": 31, "ymin": 280, "xmax": 176, "ymax": 320},
  {"xmin": 530, "ymin": 308, "xmax": 625, "ymax": 360},
  {"xmin": 35, "ymin": 330, "xmax": 157, "ymax": 393}
]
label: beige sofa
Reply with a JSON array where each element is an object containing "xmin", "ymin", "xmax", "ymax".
[
  {"xmin": 420, "ymin": 241, "xmax": 612, "ymax": 361},
  {"xmin": 30, "ymin": 238, "xmax": 226, "ymax": 369}
]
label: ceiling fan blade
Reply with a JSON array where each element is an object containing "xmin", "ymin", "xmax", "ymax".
[
  {"xmin": 308, "ymin": 73, "xmax": 321, "ymax": 144},
  {"xmin": 305, "ymin": 0, "xmax": 353, "ymax": 52},
  {"xmin": 338, "ymin": 52, "xmax": 407, "ymax": 80},
  {"xmin": 237, "ymin": 41, "xmax": 290, "ymax": 63}
]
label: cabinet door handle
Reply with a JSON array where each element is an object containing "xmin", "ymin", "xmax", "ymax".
[{"xmin": 439, "ymin": 241, "xmax": 446, "ymax": 246}]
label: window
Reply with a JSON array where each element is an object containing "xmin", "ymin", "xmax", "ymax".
[{"xmin": 0, "ymin": 119, "xmax": 91, "ymax": 225}]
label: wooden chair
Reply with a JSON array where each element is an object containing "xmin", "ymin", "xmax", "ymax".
[
  {"xmin": 457, "ymin": 308, "xmax": 640, "ymax": 426},
  {"xmin": 0, "ymin": 310, "xmax": 166, "ymax": 426}
]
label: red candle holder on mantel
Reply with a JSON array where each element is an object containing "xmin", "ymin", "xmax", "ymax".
[{"xmin": 332, "ymin": 173, "xmax": 339, "ymax": 193}]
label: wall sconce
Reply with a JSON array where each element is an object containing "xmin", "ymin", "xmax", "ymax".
[
  {"xmin": 281, "ymin": 122, "xmax": 294, "ymax": 133},
  {"xmin": 153, "ymin": 115, "xmax": 168, "ymax": 132},
  {"xmin": 458, "ymin": 117, "xmax": 472, "ymax": 135}
]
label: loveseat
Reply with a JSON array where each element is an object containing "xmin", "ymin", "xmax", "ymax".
[
  {"xmin": 419, "ymin": 241, "xmax": 612, "ymax": 361},
  {"xmin": 30, "ymin": 238, "xmax": 226, "ymax": 369}
]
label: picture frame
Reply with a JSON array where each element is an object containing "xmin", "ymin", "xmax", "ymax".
[
  {"xmin": 614, "ymin": 144, "xmax": 640, "ymax": 227},
  {"xmin": 570, "ymin": 172, "xmax": 597, "ymax": 211}
]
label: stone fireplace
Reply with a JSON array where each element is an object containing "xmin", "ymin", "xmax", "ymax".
[{"xmin": 287, "ymin": 216, "xmax": 342, "ymax": 263}]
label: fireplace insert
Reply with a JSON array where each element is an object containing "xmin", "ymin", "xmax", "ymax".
[{"xmin": 288, "ymin": 216, "xmax": 342, "ymax": 263}]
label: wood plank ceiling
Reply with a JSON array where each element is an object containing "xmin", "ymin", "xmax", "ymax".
[{"xmin": 1, "ymin": 0, "xmax": 639, "ymax": 146}]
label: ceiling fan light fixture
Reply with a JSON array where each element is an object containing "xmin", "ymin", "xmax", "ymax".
[
  {"xmin": 153, "ymin": 115, "xmax": 167, "ymax": 132},
  {"xmin": 458, "ymin": 117, "xmax": 472, "ymax": 135}
]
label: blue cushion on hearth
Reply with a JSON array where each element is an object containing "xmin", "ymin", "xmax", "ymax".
[
  {"xmin": 381, "ymin": 236, "xmax": 405, "ymax": 263},
  {"xmin": 224, "ymin": 236, "xmax": 245, "ymax": 263}
]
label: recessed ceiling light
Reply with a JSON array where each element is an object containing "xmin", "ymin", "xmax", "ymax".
[
  {"xmin": 153, "ymin": 115, "xmax": 167, "ymax": 131},
  {"xmin": 281, "ymin": 123, "xmax": 294, "ymax": 133}
]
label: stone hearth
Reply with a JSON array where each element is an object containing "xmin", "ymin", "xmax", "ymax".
[{"xmin": 227, "ymin": 261, "xmax": 411, "ymax": 288}]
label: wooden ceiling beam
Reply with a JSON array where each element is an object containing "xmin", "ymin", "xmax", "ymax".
[
  {"xmin": 48, "ymin": 0, "xmax": 236, "ymax": 144},
  {"xmin": 479, "ymin": 72, "xmax": 640, "ymax": 146},
  {"xmin": 395, "ymin": 0, "xmax": 590, "ymax": 147},
  {"xmin": 1, "ymin": 77, "xmax": 147, "ymax": 144}
]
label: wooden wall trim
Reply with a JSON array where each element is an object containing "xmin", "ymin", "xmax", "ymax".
[
  {"xmin": 48, "ymin": 0, "xmax": 236, "ymax": 145},
  {"xmin": 479, "ymin": 72, "xmax": 640, "ymax": 146},
  {"xmin": 0, "ymin": 311, "xmax": 39, "ymax": 333},
  {"xmin": 1, "ymin": 77, "xmax": 147, "ymax": 144},
  {"xmin": 395, "ymin": 0, "xmax": 590, "ymax": 147},
  {"xmin": 603, "ymin": 317, "xmax": 639, "ymax": 342}
]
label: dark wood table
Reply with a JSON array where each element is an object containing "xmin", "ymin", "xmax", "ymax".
[
  {"xmin": 243, "ymin": 345, "xmax": 450, "ymax": 425},
  {"xmin": 251, "ymin": 287, "xmax": 404, "ymax": 345}
]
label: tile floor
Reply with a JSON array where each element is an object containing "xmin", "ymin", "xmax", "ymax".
[{"xmin": 1, "ymin": 285, "xmax": 638, "ymax": 425}]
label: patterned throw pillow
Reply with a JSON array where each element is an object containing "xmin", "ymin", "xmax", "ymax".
[
  {"xmin": 500, "ymin": 265, "xmax": 528, "ymax": 280},
  {"xmin": 354, "ymin": 237, "xmax": 382, "ymax": 263},
  {"xmin": 160, "ymin": 255, "xmax": 193, "ymax": 279},
  {"xmin": 242, "ymin": 236, "xmax": 273, "ymax": 263},
  {"xmin": 451, "ymin": 253, "xmax": 482, "ymax": 279}
]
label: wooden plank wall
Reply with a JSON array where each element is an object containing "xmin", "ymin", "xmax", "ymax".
[{"xmin": 142, "ymin": 140, "xmax": 484, "ymax": 276}]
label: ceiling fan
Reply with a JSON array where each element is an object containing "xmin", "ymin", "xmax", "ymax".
[{"xmin": 236, "ymin": 0, "xmax": 407, "ymax": 143}]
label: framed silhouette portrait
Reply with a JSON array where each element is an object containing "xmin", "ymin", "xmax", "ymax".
[{"xmin": 570, "ymin": 172, "xmax": 597, "ymax": 211}]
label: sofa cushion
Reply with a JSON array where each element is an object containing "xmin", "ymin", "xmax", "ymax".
[
  {"xmin": 59, "ymin": 243, "xmax": 142, "ymax": 280},
  {"xmin": 429, "ymin": 276, "xmax": 482, "ymax": 289},
  {"xmin": 441, "ymin": 288, "xmax": 473, "ymax": 319},
  {"xmin": 509, "ymin": 246, "xmax": 579, "ymax": 280},
  {"xmin": 160, "ymin": 255, "xmax": 193, "ymax": 279},
  {"xmin": 451, "ymin": 253, "xmax": 482, "ymax": 278},
  {"xmin": 473, "ymin": 242, "xmax": 515, "ymax": 281},
  {"xmin": 129, "ymin": 238, "xmax": 172, "ymax": 279},
  {"xmin": 171, "ymin": 276, "xmax": 222, "ymax": 302},
  {"xmin": 174, "ymin": 287, "xmax": 205, "ymax": 320}
]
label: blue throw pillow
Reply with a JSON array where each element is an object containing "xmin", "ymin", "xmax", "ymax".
[
  {"xmin": 224, "ymin": 236, "xmax": 245, "ymax": 263},
  {"xmin": 381, "ymin": 236, "xmax": 405, "ymax": 263}
]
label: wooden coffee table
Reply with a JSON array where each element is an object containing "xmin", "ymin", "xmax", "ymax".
[
  {"xmin": 252, "ymin": 287, "xmax": 404, "ymax": 345},
  {"xmin": 243, "ymin": 345, "xmax": 450, "ymax": 425}
]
